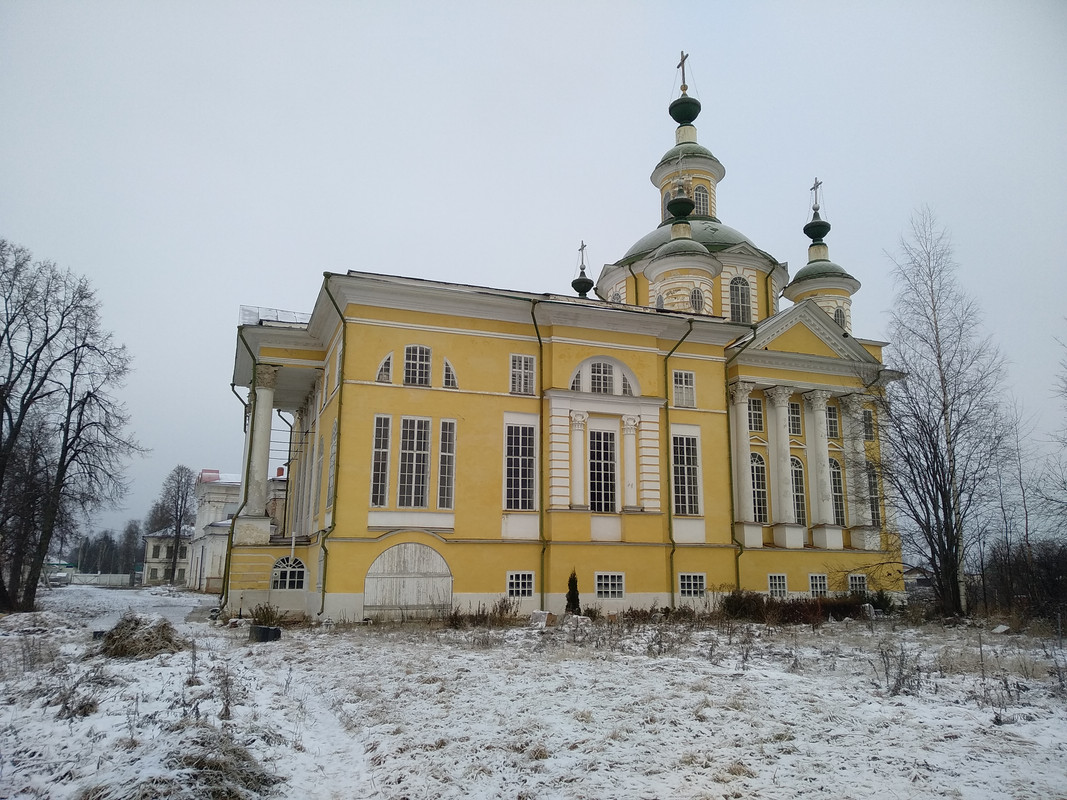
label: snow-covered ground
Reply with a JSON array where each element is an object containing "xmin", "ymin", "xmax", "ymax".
[{"xmin": 1, "ymin": 586, "xmax": 1065, "ymax": 799}]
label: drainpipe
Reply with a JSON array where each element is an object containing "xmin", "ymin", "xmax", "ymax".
[
  {"xmin": 724, "ymin": 324, "xmax": 760, "ymax": 590},
  {"xmin": 220, "ymin": 332, "xmax": 258, "ymax": 610},
  {"xmin": 530, "ymin": 300, "xmax": 548, "ymax": 611},
  {"xmin": 626, "ymin": 264, "xmax": 642, "ymax": 307},
  {"xmin": 318, "ymin": 275, "xmax": 346, "ymax": 616},
  {"xmin": 276, "ymin": 410, "xmax": 295, "ymax": 562},
  {"xmin": 663, "ymin": 319, "xmax": 694, "ymax": 609}
]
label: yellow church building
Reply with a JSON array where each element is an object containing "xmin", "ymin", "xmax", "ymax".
[{"xmin": 223, "ymin": 77, "xmax": 903, "ymax": 620}]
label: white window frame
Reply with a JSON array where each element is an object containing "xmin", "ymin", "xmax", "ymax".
[
  {"xmin": 829, "ymin": 458, "xmax": 846, "ymax": 526},
  {"xmin": 790, "ymin": 456, "xmax": 807, "ymax": 527},
  {"xmin": 768, "ymin": 573, "xmax": 787, "ymax": 598},
  {"xmin": 751, "ymin": 452, "xmax": 768, "ymax": 524},
  {"xmin": 334, "ymin": 343, "xmax": 343, "ymax": 391},
  {"xmin": 849, "ymin": 574, "xmax": 868, "ymax": 595},
  {"xmin": 507, "ymin": 571, "xmax": 534, "ymax": 597},
  {"xmin": 788, "ymin": 401, "xmax": 803, "ymax": 436},
  {"xmin": 438, "ymin": 419, "xmax": 456, "ymax": 510},
  {"xmin": 443, "ymin": 360, "xmax": 458, "ymax": 389},
  {"xmin": 748, "ymin": 397, "xmax": 764, "ymax": 432},
  {"xmin": 834, "ymin": 307, "xmax": 846, "ymax": 328},
  {"xmin": 504, "ymin": 414, "xmax": 537, "ymax": 511},
  {"xmin": 590, "ymin": 361, "xmax": 614, "ymax": 394},
  {"xmin": 588, "ymin": 417, "xmax": 619, "ymax": 513},
  {"xmin": 376, "ymin": 354, "xmax": 392, "ymax": 383},
  {"xmin": 398, "ymin": 416, "xmax": 431, "ymax": 508},
  {"xmin": 671, "ymin": 428, "xmax": 701, "ymax": 516},
  {"xmin": 510, "ymin": 354, "xmax": 536, "ymax": 395},
  {"xmin": 370, "ymin": 415, "xmax": 391, "ymax": 507},
  {"xmin": 694, "ymin": 185, "xmax": 709, "ymax": 216},
  {"xmin": 673, "ymin": 369, "xmax": 695, "ymax": 408},
  {"xmin": 689, "ymin": 287, "xmax": 705, "ymax": 313},
  {"xmin": 326, "ymin": 420, "xmax": 338, "ymax": 509},
  {"xmin": 825, "ymin": 405, "xmax": 840, "ymax": 439},
  {"xmin": 867, "ymin": 462, "xmax": 881, "ymax": 527},
  {"xmin": 679, "ymin": 573, "xmax": 706, "ymax": 598},
  {"xmin": 272, "ymin": 557, "xmax": 306, "ymax": 590},
  {"xmin": 314, "ymin": 435, "xmax": 324, "ymax": 516},
  {"xmin": 403, "ymin": 345, "xmax": 431, "ymax": 386},
  {"xmin": 595, "ymin": 572, "xmax": 624, "ymax": 599},
  {"xmin": 730, "ymin": 276, "xmax": 751, "ymax": 324},
  {"xmin": 809, "ymin": 574, "xmax": 828, "ymax": 598},
  {"xmin": 569, "ymin": 358, "xmax": 639, "ymax": 397}
]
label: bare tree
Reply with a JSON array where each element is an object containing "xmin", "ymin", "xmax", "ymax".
[
  {"xmin": 879, "ymin": 209, "xmax": 1007, "ymax": 615},
  {"xmin": 0, "ymin": 240, "xmax": 140, "ymax": 610},
  {"xmin": 154, "ymin": 465, "xmax": 196, "ymax": 584}
]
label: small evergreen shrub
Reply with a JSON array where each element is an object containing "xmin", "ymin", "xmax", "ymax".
[{"xmin": 565, "ymin": 570, "xmax": 581, "ymax": 615}]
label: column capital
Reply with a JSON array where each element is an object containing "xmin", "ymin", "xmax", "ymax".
[
  {"xmin": 840, "ymin": 393, "xmax": 866, "ymax": 418},
  {"xmin": 570, "ymin": 410, "xmax": 588, "ymax": 430},
  {"xmin": 804, "ymin": 389, "xmax": 832, "ymax": 411},
  {"xmin": 622, "ymin": 414, "xmax": 640, "ymax": 434},
  {"xmin": 729, "ymin": 381, "xmax": 756, "ymax": 406},
  {"xmin": 764, "ymin": 385, "xmax": 794, "ymax": 407},
  {"xmin": 255, "ymin": 364, "xmax": 279, "ymax": 390}
]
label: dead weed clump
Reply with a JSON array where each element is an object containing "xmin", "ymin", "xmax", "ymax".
[
  {"xmin": 76, "ymin": 721, "xmax": 285, "ymax": 800},
  {"xmin": 99, "ymin": 612, "xmax": 188, "ymax": 659}
]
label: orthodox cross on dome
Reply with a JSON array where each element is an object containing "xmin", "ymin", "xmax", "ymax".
[
  {"xmin": 810, "ymin": 177, "xmax": 823, "ymax": 211},
  {"xmin": 677, "ymin": 50, "xmax": 689, "ymax": 93},
  {"xmin": 578, "ymin": 239, "xmax": 587, "ymax": 269}
]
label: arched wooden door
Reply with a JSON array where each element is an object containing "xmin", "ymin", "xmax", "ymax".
[{"xmin": 363, "ymin": 542, "xmax": 453, "ymax": 620}]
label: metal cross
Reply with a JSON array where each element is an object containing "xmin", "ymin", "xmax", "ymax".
[
  {"xmin": 677, "ymin": 51, "xmax": 689, "ymax": 88},
  {"xmin": 578, "ymin": 240, "xmax": 587, "ymax": 267},
  {"xmin": 810, "ymin": 177, "xmax": 822, "ymax": 206}
]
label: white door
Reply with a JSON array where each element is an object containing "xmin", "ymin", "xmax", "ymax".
[{"xmin": 363, "ymin": 543, "xmax": 452, "ymax": 620}]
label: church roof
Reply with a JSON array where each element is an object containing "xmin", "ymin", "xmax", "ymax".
[{"xmin": 618, "ymin": 218, "xmax": 766, "ymax": 266}]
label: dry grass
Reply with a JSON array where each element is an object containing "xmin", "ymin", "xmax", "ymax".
[{"xmin": 99, "ymin": 612, "xmax": 189, "ymax": 659}]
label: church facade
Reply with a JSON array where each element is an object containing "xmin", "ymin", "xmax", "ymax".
[{"xmin": 223, "ymin": 79, "xmax": 903, "ymax": 620}]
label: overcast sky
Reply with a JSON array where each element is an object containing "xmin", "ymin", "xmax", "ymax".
[{"xmin": 2, "ymin": 1, "xmax": 1065, "ymax": 535}]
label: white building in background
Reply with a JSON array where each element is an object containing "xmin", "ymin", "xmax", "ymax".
[
  {"xmin": 189, "ymin": 468, "xmax": 287, "ymax": 593},
  {"xmin": 143, "ymin": 525, "xmax": 194, "ymax": 585}
]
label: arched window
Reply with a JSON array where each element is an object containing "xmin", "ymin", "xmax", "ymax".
[
  {"xmin": 656, "ymin": 294, "xmax": 665, "ymax": 310},
  {"xmin": 834, "ymin": 307, "xmax": 846, "ymax": 328},
  {"xmin": 403, "ymin": 344, "xmax": 431, "ymax": 386},
  {"xmin": 751, "ymin": 453, "xmax": 768, "ymax": 524},
  {"xmin": 730, "ymin": 277, "xmax": 751, "ymax": 323},
  {"xmin": 790, "ymin": 457, "xmax": 807, "ymax": 526},
  {"xmin": 568, "ymin": 358, "xmax": 640, "ymax": 396},
  {"xmin": 314, "ymin": 435, "xmax": 325, "ymax": 514},
  {"xmin": 271, "ymin": 557, "xmax": 306, "ymax": 590},
  {"xmin": 376, "ymin": 354, "xmax": 392, "ymax": 383},
  {"xmin": 443, "ymin": 360, "xmax": 458, "ymax": 389},
  {"xmin": 662, "ymin": 192, "xmax": 671, "ymax": 221},
  {"xmin": 689, "ymin": 287, "xmax": 705, "ymax": 313},
  {"xmin": 326, "ymin": 421, "xmax": 338, "ymax": 508},
  {"xmin": 829, "ymin": 458, "xmax": 846, "ymax": 526},
  {"xmin": 694, "ymin": 185, "xmax": 709, "ymax": 216}
]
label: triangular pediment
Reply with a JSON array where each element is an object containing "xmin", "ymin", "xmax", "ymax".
[{"xmin": 731, "ymin": 300, "xmax": 880, "ymax": 365}]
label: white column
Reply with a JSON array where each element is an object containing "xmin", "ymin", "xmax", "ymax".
[
  {"xmin": 246, "ymin": 364, "xmax": 278, "ymax": 517},
  {"xmin": 622, "ymin": 415, "xmax": 639, "ymax": 511},
  {"xmin": 765, "ymin": 386, "xmax": 795, "ymax": 524},
  {"xmin": 841, "ymin": 395, "xmax": 872, "ymax": 527},
  {"xmin": 569, "ymin": 411, "xmax": 588, "ymax": 508},
  {"xmin": 805, "ymin": 390, "xmax": 833, "ymax": 526},
  {"xmin": 730, "ymin": 382, "xmax": 755, "ymax": 521}
]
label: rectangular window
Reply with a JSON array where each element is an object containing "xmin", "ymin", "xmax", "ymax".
[
  {"xmin": 176, "ymin": 568, "xmax": 186, "ymax": 582},
  {"xmin": 589, "ymin": 429, "xmax": 617, "ymax": 512},
  {"xmin": 334, "ymin": 345, "xmax": 343, "ymax": 391},
  {"xmin": 863, "ymin": 408, "xmax": 876, "ymax": 441},
  {"xmin": 510, "ymin": 354, "xmax": 536, "ymax": 395},
  {"xmin": 595, "ymin": 572, "xmax": 624, "ymax": 598},
  {"xmin": 673, "ymin": 370, "xmax": 695, "ymax": 408},
  {"xmin": 867, "ymin": 464, "xmax": 882, "ymax": 527},
  {"xmin": 672, "ymin": 434, "xmax": 700, "ymax": 515},
  {"xmin": 751, "ymin": 455, "xmax": 769, "ymax": 524},
  {"xmin": 826, "ymin": 405, "xmax": 840, "ymax": 439},
  {"xmin": 849, "ymin": 574, "xmax": 868, "ymax": 594},
  {"xmin": 789, "ymin": 402, "xmax": 803, "ymax": 436},
  {"xmin": 768, "ymin": 573, "xmax": 787, "ymax": 598},
  {"xmin": 370, "ymin": 416, "xmax": 391, "ymax": 507},
  {"xmin": 398, "ymin": 417, "xmax": 431, "ymax": 507},
  {"xmin": 179, "ymin": 546, "xmax": 187, "ymax": 560},
  {"xmin": 809, "ymin": 574, "xmax": 828, "ymax": 598},
  {"xmin": 590, "ymin": 362, "xmax": 614, "ymax": 394},
  {"xmin": 505, "ymin": 424, "xmax": 535, "ymax": 510},
  {"xmin": 507, "ymin": 571, "xmax": 534, "ymax": 597},
  {"xmin": 403, "ymin": 345, "xmax": 431, "ymax": 386},
  {"xmin": 438, "ymin": 420, "xmax": 456, "ymax": 510},
  {"xmin": 679, "ymin": 573, "xmax": 706, "ymax": 597},
  {"xmin": 748, "ymin": 398, "xmax": 764, "ymax": 432},
  {"xmin": 151, "ymin": 544, "xmax": 160, "ymax": 559},
  {"xmin": 166, "ymin": 546, "xmax": 174, "ymax": 559},
  {"xmin": 829, "ymin": 459, "xmax": 846, "ymax": 527},
  {"xmin": 150, "ymin": 568, "xmax": 158, "ymax": 580}
]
